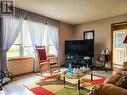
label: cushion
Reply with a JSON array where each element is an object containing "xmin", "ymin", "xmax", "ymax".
[
  {"xmin": 104, "ymin": 73, "xmax": 122, "ymax": 84},
  {"xmin": 122, "ymin": 71, "xmax": 127, "ymax": 76},
  {"xmin": 115, "ymin": 75, "xmax": 127, "ymax": 89},
  {"xmin": 115, "ymin": 71, "xmax": 123, "ymax": 76},
  {"xmin": 115, "ymin": 71, "xmax": 127, "ymax": 89},
  {"xmin": 123, "ymin": 62, "xmax": 127, "ymax": 70},
  {"xmin": 38, "ymin": 49, "xmax": 47, "ymax": 61}
]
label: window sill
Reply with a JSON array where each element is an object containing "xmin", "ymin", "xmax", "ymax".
[{"xmin": 8, "ymin": 56, "xmax": 34, "ymax": 61}]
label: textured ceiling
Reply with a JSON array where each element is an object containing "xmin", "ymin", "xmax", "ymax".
[{"xmin": 15, "ymin": 0, "xmax": 127, "ymax": 25}]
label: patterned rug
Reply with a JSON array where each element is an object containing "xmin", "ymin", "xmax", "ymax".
[{"xmin": 25, "ymin": 74, "xmax": 106, "ymax": 95}]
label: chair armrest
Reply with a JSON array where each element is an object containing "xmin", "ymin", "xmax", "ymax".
[
  {"xmin": 47, "ymin": 55, "xmax": 58, "ymax": 64},
  {"xmin": 47, "ymin": 56, "xmax": 60, "ymax": 67},
  {"xmin": 47, "ymin": 54, "xmax": 55, "ymax": 57},
  {"xmin": 47, "ymin": 57, "xmax": 58, "ymax": 61}
]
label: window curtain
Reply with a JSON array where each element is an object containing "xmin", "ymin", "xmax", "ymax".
[
  {"xmin": 47, "ymin": 19, "xmax": 59, "ymax": 56},
  {"xmin": 0, "ymin": 9, "xmax": 26, "ymax": 78},
  {"xmin": 27, "ymin": 13, "xmax": 46, "ymax": 72}
]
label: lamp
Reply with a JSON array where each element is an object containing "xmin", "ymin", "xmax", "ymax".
[{"xmin": 123, "ymin": 35, "xmax": 127, "ymax": 43}]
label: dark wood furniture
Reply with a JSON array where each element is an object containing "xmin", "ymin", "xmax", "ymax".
[
  {"xmin": 64, "ymin": 56, "xmax": 92, "ymax": 69},
  {"xmin": 96, "ymin": 53, "xmax": 110, "ymax": 72}
]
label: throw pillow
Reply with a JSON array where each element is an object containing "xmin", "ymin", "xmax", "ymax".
[
  {"xmin": 104, "ymin": 73, "xmax": 122, "ymax": 84},
  {"xmin": 115, "ymin": 76, "xmax": 127, "ymax": 89}
]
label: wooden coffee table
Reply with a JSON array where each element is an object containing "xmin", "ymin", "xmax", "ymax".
[{"xmin": 62, "ymin": 69, "xmax": 93, "ymax": 93}]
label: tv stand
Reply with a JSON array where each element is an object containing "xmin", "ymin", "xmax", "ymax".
[{"xmin": 64, "ymin": 56, "xmax": 92, "ymax": 69}]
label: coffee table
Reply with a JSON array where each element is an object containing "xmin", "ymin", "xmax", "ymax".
[{"xmin": 62, "ymin": 69, "xmax": 93, "ymax": 93}]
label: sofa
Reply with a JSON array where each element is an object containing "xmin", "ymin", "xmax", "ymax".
[{"xmin": 88, "ymin": 62, "xmax": 127, "ymax": 95}]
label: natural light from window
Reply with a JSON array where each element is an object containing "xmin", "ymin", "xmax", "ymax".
[
  {"xmin": 7, "ymin": 20, "xmax": 57, "ymax": 58},
  {"xmin": 42, "ymin": 25, "xmax": 57, "ymax": 55}
]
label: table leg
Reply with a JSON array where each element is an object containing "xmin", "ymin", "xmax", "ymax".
[
  {"xmin": 91, "ymin": 72, "xmax": 93, "ymax": 81},
  {"xmin": 63, "ymin": 76, "xmax": 65, "ymax": 87},
  {"xmin": 0, "ymin": 84, "xmax": 2, "ymax": 90},
  {"xmin": 78, "ymin": 79, "xmax": 80, "ymax": 92}
]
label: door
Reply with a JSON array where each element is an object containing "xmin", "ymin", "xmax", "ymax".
[{"xmin": 113, "ymin": 29, "xmax": 127, "ymax": 66}]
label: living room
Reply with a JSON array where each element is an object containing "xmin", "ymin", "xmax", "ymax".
[{"xmin": 0, "ymin": 0, "xmax": 127, "ymax": 95}]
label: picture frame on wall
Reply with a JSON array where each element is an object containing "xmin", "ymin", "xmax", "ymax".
[{"xmin": 84, "ymin": 30, "xmax": 94, "ymax": 40}]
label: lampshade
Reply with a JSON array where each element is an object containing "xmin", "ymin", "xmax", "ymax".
[{"xmin": 123, "ymin": 35, "xmax": 127, "ymax": 43}]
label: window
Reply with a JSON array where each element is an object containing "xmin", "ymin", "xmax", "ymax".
[
  {"xmin": 114, "ymin": 32, "xmax": 126, "ymax": 48},
  {"xmin": 7, "ymin": 20, "xmax": 34, "ymax": 58},
  {"xmin": 23, "ymin": 20, "xmax": 34, "ymax": 56},
  {"xmin": 7, "ymin": 30, "xmax": 21, "ymax": 58},
  {"xmin": 8, "ymin": 20, "xmax": 57, "ymax": 58}
]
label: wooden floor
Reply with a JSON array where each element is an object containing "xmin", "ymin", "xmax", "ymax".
[
  {"xmin": 0, "ymin": 69, "xmax": 112, "ymax": 95},
  {"xmin": 0, "ymin": 73, "xmax": 43, "ymax": 95}
]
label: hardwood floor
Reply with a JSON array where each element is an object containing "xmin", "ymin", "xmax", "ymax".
[{"xmin": 0, "ymin": 73, "xmax": 43, "ymax": 95}]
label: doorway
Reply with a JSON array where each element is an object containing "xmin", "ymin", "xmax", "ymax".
[{"xmin": 112, "ymin": 22, "xmax": 127, "ymax": 70}]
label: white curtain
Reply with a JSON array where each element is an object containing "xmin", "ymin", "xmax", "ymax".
[
  {"xmin": 27, "ymin": 14, "xmax": 46, "ymax": 71},
  {"xmin": 0, "ymin": 9, "xmax": 25, "ymax": 77},
  {"xmin": 47, "ymin": 19, "xmax": 59, "ymax": 56}
]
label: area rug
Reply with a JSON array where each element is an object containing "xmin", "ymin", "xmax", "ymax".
[{"xmin": 25, "ymin": 74, "xmax": 106, "ymax": 95}]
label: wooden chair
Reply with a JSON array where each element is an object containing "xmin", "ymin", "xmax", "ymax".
[{"xmin": 35, "ymin": 45, "xmax": 60, "ymax": 75}]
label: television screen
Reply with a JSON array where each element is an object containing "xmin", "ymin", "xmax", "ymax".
[{"xmin": 65, "ymin": 40, "xmax": 94, "ymax": 57}]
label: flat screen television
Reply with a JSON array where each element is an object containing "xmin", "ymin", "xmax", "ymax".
[{"xmin": 65, "ymin": 40, "xmax": 94, "ymax": 57}]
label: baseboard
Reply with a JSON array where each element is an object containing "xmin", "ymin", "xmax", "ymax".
[{"xmin": 13, "ymin": 72, "xmax": 34, "ymax": 77}]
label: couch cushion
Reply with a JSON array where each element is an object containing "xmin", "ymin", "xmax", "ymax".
[
  {"xmin": 122, "ymin": 71, "xmax": 127, "ymax": 76},
  {"xmin": 115, "ymin": 71, "xmax": 127, "ymax": 89},
  {"xmin": 123, "ymin": 62, "xmax": 127, "ymax": 70},
  {"xmin": 115, "ymin": 75, "xmax": 127, "ymax": 89},
  {"xmin": 104, "ymin": 73, "xmax": 122, "ymax": 84}
]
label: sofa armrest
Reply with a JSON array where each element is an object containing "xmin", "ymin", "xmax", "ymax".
[
  {"xmin": 96, "ymin": 84, "xmax": 127, "ymax": 95},
  {"xmin": 104, "ymin": 72, "xmax": 122, "ymax": 84}
]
